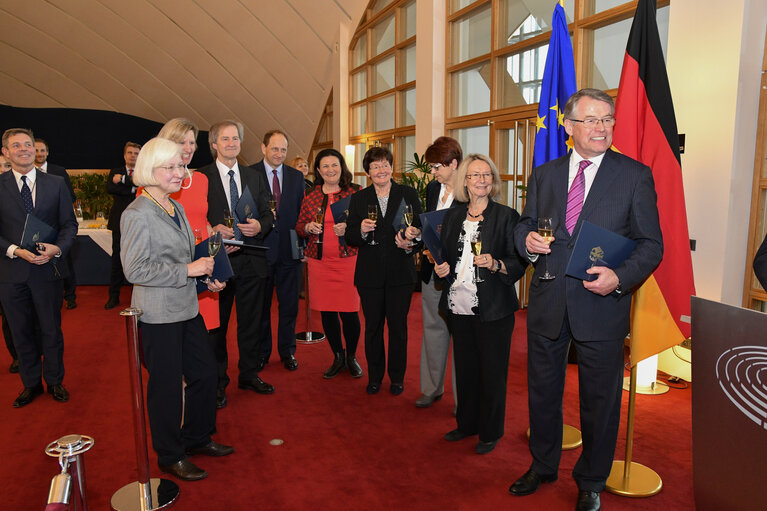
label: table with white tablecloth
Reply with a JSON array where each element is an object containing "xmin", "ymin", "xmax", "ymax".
[{"xmin": 71, "ymin": 227, "xmax": 112, "ymax": 285}]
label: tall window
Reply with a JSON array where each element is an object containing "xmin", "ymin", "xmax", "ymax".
[{"xmin": 349, "ymin": 0, "xmax": 416, "ymax": 184}]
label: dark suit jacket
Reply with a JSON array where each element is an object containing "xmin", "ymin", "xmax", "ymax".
[
  {"xmin": 0, "ymin": 170, "xmax": 78, "ymax": 282},
  {"xmin": 107, "ymin": 166, "xmax": 136, "ymax": 231},
  {"xmin": 198, "ymin": 162, "xmax": 273, "ymax": 276},
  {"xmin": 514, "ymin": 149, "xmax": 663, "ymax": 341},
  {"xmin": 420, "ymin": 180, "xmax": 456, "ymax": 284},
  {"xmin": 250, "ymin": 161, "xmax": 304, "ymax": 266},
  {"xmin": 345, "ymin": 181, "xmax": 423, "ymax": 288},
  {"xmin": 45, "ymin": 163, "xmax": 76, "ymax": 203},
  {"xmin": 438, "ymin": 199, "xmax": 528, "ymax": 322},
  {"xmin": 754, "ymin": 234, "xmax": 767, "ymax": 290}
]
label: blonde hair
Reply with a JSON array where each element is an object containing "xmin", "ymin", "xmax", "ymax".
[
  {"xmin": 452, "ymin": 153, "xmax": 502, "ymax": 203},
  {"xmin": 132, "ymin": 138, "xmax": 181, "ymax": 187},
  {"xmin": 158, "ymin": 118, "xmax": 198, "ymax": 144}
]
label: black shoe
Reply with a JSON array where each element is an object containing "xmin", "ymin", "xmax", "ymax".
[
  {"xmin": 346, "ymin": 355, "xmax": 363, "ymax": 378},
  {"xmin": 281, "ymin": 355, "xmax": 298, "ymax": 371},
  {"xmin": 186, "ymin": 441, "xmax": 234, "ymax": 457},
  {"xmin": 323, "ymin": 351, "xmax": 346, "ymax": 379},
  {"xmin": 9, "ymin": 359, "xmax": 19, "ymax": 373},
  {"xmin": 104, "ymin": 297, "xmax": 119, "ymax": 310},
  {"xmin": 444, "ymin": 429, "xmax": 473, "ymax": 442},
  {"xmin": 216, "ymin": 388, "xmax": 227, "ymax": 409},
  {"xmin": 415, "ymin": 393, "xmax": 443, "ymax": 408},
  {"xmin": 159, "ymin": 458, "xmax": 207, "ymax": 481},
  {"xmin": 65, "ymin": 299, "xmax": 77, "ymax": 310},
  {"xmin": 576, "ymin": 490, "xmax": 601, "ymax": 511},
  {"xmin": 366, "ymin": 383, "xmax": 380, "ymax": 394},
  {"xmin": 508, "ymin": 468, "xmax": 557, "ymax": 496},
  {"xmin": 48, "ymin": 384, "xmax": 69, "ymax": 402},
  {"xmin": 13, "ymin": 385, "xmax": 44, "ymax": 408},
  {"xmin": 390, "ymin": 383, "xmax": 404, "ymax": 395},
  {"xmin": 476, "ymin": 440, "xmax": 498, "ymax": 454},
  {"xmin": 238, "ymin": 376, "xmax": 275, "ymax": 394},
  {"xmin": 255, "ymin": 358, "xmax": 268, "ymax": 372}
]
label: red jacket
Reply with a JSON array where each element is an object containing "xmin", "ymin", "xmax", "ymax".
[{"xmin": 297, "ymin": 185, "xmax": 360, "ymax": 259}]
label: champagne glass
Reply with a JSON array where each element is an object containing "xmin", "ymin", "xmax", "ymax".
[
  {"xmin": 538, "ymin": 217, "xmax": 555, "ymax": 281},
  {"xmin": 268, "ymin": 198, "xmax": 277, "ymax": 216},
  {"xmin": 367, "ymin": 204, "xmax": 378, "ymax": 245},
  {"xmin": 470, "ymin": 229, "xmax": 484, "ymax": 283},
  {"xmin": 203, "ymin": 232, "xmax": 222, "ymax": 283},
  {"xmin": 193, "ymin": 229, "xmax": 203, "ymax": 244},
  {"xmin": 314, "ymin": 207, "xmax": 324, "ymax": 244},
  {"xmin": 223, "ymin": 209, "xmax": 235, "ymax": 229},
  {"xmin": 402, "ymin": 204, "xmax": 414, "ymax": 247}
]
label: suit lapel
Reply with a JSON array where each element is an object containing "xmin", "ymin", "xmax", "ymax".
[
  {"xmin": 383, "ymin": 181, "xmax": 402, "ymax": 226},
  {"xmin": 579, "ymin": 151, "xmax": 620, "ymax": 223},
  {"xmin": 1, "ymin": 173, "xmax": 26, "ymax": 213},
  {"xmin": 552, "ymin": 159, "xmax": 570, "ymax": 236}
]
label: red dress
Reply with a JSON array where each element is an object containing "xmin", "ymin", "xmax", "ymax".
[
  {"xmin": 297, "ymin": 188, "xmax": 360, "ymax": 312},
  {"xmin": 171, "ymin": 172, "xmax": 220, "ymax": 330}
]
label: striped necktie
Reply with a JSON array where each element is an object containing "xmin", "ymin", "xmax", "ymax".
[{"xmin": 565, "ymin": 159, "xmax": 591, "ymax": 235}]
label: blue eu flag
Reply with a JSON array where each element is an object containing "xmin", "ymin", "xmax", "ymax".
[{"xmin": 532, "ymin": 3, "xmax": 577, "ymax": 167}]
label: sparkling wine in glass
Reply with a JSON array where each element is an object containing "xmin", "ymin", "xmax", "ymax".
[
  {"xmin": 314, "ymin": 207, "xmax": 324, "ymax": 244},
  {"xmin": 203, "ymin": 231, "xmax": 222, "ymax": 284},
  {"xmin": 538, "ymin": 217, "xmax": 555, "ymax": 281},
  {"xmin": 402, "ymin": 204, "xmax": 414, "ymax": 246},
  {"xmin": 470, "ymin": 229, "xmax": 484, "ymax": 283},
  {"xmin": 367, "ymin": 204, "xmax": 378, "ymax": 245},
  {"xmin": 193, "ymin": 229, "xmax": 203, "ymax": 244},
  {"xmin": 223, "ymin": 209, "xmax": 235, "ymax": 229}
]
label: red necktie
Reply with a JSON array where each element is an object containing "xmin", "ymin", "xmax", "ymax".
[
  {"xmin": 272, "ymin": 170, "xmax": 281, "ymax": 210},
  {"xmin": 565, "ymin": 160, "xmax": 590, "ymax": 234}
]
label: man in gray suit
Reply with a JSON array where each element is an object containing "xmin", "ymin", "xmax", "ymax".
[{"xmin": 510, "ymin": 89, "xmax": 663, "ymax": 511}]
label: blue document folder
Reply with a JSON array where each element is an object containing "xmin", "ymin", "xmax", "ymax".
[
  {"xmin": 419, "ymin": 214, "xmax": 454, "ymax": 284},
  {"xmin": 21, "ymin": 214, "xmax": 58, "ymax": 253},
  {"xmin": 195, "ymin": 237, "xmax": 234, "ymax": 293},
  {"xmin": 234, "ymin": 185, "xmax": 260, "ymax": 223},
  {"xmin": 565, "ymin": 221, "xmax": 637, "ymax": 281},
  {"xmin": 391, "ymin": 197, "xmax": 407, "ymax": 231},
  {"xmin": 330, "ymin": 196, "xmax": 351, "ymax": 246}
]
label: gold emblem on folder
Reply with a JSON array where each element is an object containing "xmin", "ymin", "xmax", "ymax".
[{"xmin": 589, "ymin": 246, "xmax": 604, "ymax": 263}]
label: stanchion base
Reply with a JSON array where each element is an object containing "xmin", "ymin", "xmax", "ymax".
[
  {"xmin": 296, "ymin": 331, "xmax": 325, "ymax": 344},
  {"xmin": 605, "ymin": 461, "xmax": 663, "ymax": 497},
  {"xmin": 622, "ymin": 376, "xmax": 670, "ymax": 395},
  {"xmin": 525, "ymin": 424, "xmax": 583, "ymax": 450},
  {"xmin": 111, "ymin": 478, "xmax": 179, "ymax": 510}
]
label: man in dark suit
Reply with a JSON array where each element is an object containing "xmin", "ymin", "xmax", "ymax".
[
  {"xmin": 198, "ymin": 120, "xmax": 275, "ymax": 408},
  {"xmin": 0, "ymin": 128, "xmax": 78, "ymax": 407},
  {"xmin": 34, "ymin": 139, "xmax": 78, "ymax": 309},
  {"xmin": 105, "ymin": 142, "xmax": 140, "ymax": 309},
  {"xmin": 510, "ymin": 89, "xmax": 663, "ymax": 511},
  {"xmin": 252, "ymin": 130, "xmax": 304, "ymax": 371},
  {"xmin": 754, "ymin": 234, "xmax": 767, "ymax": 289}
]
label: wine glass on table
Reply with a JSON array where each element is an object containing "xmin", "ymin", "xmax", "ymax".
[
  {"xmin": 470, "ymin": 229, "xmax": 484, "ymax": 283},
  {"xmin": 367, "ymin": 204, "xmax": 378, "ymax": 245},
  {"xmin": 538, "ymin": 217, "xmax": 555, "ymax": 281},
  {"xmin": 314, "ymin": 207, "xmax": 324, "ymax": 244},
  {"xmin": 202, "ymin": 231, "xmax": 222, "ymax": 284}
]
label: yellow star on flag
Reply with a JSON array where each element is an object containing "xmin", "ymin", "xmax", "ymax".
[
  {"xmin": 550, "ymin": 100, "xmax": 565, "ymax": 127},
  {"xmin": 535, "ymin": 114, "xmax": 547, "ymax": 133}
]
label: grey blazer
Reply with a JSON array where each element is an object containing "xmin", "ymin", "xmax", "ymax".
[{"xmin": 120, "ymin": 195, "xmax": 199, "ymax": 324}]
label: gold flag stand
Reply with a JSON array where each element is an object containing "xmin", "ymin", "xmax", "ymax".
[{"xmin": 605, "ymin": 365, "xmax": 662, "ymax": 497}]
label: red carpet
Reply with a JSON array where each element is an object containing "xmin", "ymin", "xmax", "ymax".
[{"xmin": 1, "ymin": 286, "xmax": 693, "ymax": 510}]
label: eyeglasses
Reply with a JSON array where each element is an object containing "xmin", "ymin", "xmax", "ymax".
[
  {"xmin": 369, "ymin": 163, "xmax": 391, "ymax": 172},
  {"xmin": 157, "ymin": 164, "xmax": 186, "ymax": 172},
  {"xmin": 467, "ymin": 173, "xmax": 493, "ymax": 181},
  {"xmin": 569, "ymin": 116, "xmax": 615, "ymax": 128},
  {"xmin": 428, "ymin": 163, "xmax": 443, "ymax": 171}
]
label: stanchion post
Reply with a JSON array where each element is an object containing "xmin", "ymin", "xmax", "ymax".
[
  {"xmin": 110, "ymin": 307, "xmax": 178, "ymax": 511},
  {"xmin": 296, "ymin": 261, "xmax": 325, "ymax": 344}
]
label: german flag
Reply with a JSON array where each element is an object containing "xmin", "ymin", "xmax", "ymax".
[{"xmin": 613, "ymin": 0, "xmax": 695, "ymax": 365}]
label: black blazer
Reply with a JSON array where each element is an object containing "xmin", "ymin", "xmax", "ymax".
[
  {"xmin": 45, "ymin": 163, "xmax": 76, "ymax": 203},
  {"xmin": 0, "ymin": 170, "xmax": 78, "ymax": 282},
  {"xmin": 106, "ymin": 166, "xmax": 136, "ymax": 231},
  {"xmin": 346, "ymin": 181, "xmax": 423, "ymax": 288},
  {"xmin": 437, "ymin": 199, "xmax": 527, "ymax": 322},
  {"xmin": 198, "ymin": 162, "xmax": 273, "ymax": 273},
  {"xmin": 514, "ymin": 149, "xmax": 663, "ymax": 341},
  {"xmin": 754, "ymin": 234, "xmax": 767, "ymax": 290},
  {"xmin": 420, "ymin": 180, "xmax": 456, "ymax": 284},
  {"xmin": 250, "ymin": 161, "xmax": 305, "ymax": 265}
]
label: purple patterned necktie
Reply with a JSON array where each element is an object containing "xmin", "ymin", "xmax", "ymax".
[{"xmin": 565, "ymin": 159, "xmax": 591, "ymax": 234}]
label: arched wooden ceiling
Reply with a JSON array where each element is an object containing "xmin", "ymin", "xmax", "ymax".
[{"xmin": 0, "ymin": 0, "xmax": 367, "ymax": 163}]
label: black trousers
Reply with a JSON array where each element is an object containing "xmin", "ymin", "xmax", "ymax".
[
  {"xmin": 62, "ymin": 255, "xmax": 76, "ymax": 301},
  {"xmin": 0, "ymin": 275, "xmax": 64, "ymax": 389},
  {"xmin": 108, "ymin": 230, "xmax": 126, "ymax": 299},
  {"xmin": 140, "ymin": 315, "xmax": 216, "ymax": 466},
  {"xmin": 210, "ymin": 254, "xmax": 266, "ymax": 387},
  {"xmin": 321, "ymin": 311, "xmax": 360, "ymax": 356},
  {"xmin": 527, "ymin": 318, "xmax": 625, "ymax": 492},
  {"xmin": 449, "ymin": 313, "xmax": 514, "ymax": 443},
  {"xmin": 258, "ymin": 260, "xmax": 300, "ymax": 361},
  {"xmin": 357, "ymin": 283, "xmax": 414, "ymax": 385}
]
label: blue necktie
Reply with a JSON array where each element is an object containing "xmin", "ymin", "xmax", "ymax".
[
  {"xmin": 20, "ymin": 175, "xmax": 34, "ymax": 213},
  {"xmin": 228, "ymin": 170, "xmax": 242, "ymax": 240}
]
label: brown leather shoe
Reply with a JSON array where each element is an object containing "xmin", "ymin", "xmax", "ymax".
[
  {"xmin": 159, "ymin": 458, "xmax": 207, "ymax": 481},
  {"xmin": 186, "ymin": 441, "xmax": 234, "ymax": 457}
]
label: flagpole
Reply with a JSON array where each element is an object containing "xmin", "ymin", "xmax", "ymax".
[{"xmin": 605, "ymin": 364, "xmax": 663, "ymax": 497}]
